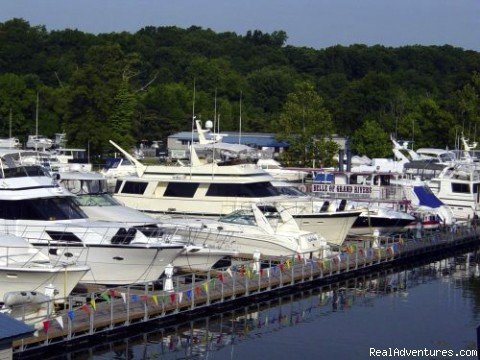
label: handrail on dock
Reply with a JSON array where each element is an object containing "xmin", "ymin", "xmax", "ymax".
[{"xmin": 11, "ymin": 222, "xmax": 480, "ymax": 354}]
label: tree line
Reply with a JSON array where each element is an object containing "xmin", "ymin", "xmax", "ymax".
[{"xmin": 0, "ymin": 18, "xmax": 479, "ymax": 165}]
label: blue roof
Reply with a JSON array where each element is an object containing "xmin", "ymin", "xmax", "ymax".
[{"xmin": 0, "ymin": 313, "xmax": 34, "ymax": 343}]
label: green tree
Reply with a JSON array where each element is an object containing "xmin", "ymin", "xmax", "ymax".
[
  {"xmin": 351, "ymin": 119, "xmax": 391, "ymax": 158},
  {"xmin": 277, "ymin": 82, "xmax": 337, "ymax": 167}
]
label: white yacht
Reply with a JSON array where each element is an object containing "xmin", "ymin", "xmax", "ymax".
[
  {"xmin": 56, "ymin": 170, "xmax": 237, "ymax": 272},
  {"xmin": 26, "ymin": 135, "xmax": 53, "ymax": 150},
  {"xmin": 164, "ymin": 204, "xmax": 330, "ymax": 259},
  {"xmin": 0, "ymin": 234, "xmax": 90, "ymax": 302},
  {"xmin": 274, "ymin": 181, "xmax": 415, "ymax": 236},
  {"xmin": 109, "ymin": 141, "xmax": 360, "ymax": 247},
  {"xmin": 0, "ymin": 153, "xmax": 185, "ymax": 285},
  {"xmin": 256, "ymin": 158, "xmax": 308, "ymax": 182}
]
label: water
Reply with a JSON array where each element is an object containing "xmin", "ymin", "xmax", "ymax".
[{"xmin": 46, "ymin": 254, "xmax": 480, "ymax": 360}]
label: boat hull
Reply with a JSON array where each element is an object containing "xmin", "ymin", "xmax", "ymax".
[
  {"xmin": 0, "ymin": 265, "xmax": 89, "ymax": 302},
  {"xmin": 31, "ymin": 243, "xmax": 183, "ymax": 285}
]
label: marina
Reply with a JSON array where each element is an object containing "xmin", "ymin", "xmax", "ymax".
[{"xmin": 10, "ymin": 222, "xmax": 480, "ymax": 356}]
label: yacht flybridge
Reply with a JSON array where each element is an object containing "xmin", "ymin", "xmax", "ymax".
[
  {"xmin": 0, "ymin": 150, "xmax": 185, "ymax": 285},
  {"xmin": 109, "ymin": 141, "xmax": 361, "ymax": 246}
]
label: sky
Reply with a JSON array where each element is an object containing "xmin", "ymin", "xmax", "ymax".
[{"xmin": 1, "ymin": 0, "xmax": 479, "ymax": 51}]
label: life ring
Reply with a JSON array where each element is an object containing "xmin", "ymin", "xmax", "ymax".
[{"xmin": 298, "ymin": 184, "xmax": 307, "ymax": 192}]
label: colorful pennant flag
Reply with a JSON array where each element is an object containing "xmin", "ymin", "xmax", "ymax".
[
  {"xmin": 120, "ymin": 292, "xmax": 126, "ymax": 303},
  {"xmin": 80, "ymin": 304, "xmax": 90, "ymax": 314},
  {"xmin": 55, "ymin": 316, "xmax": 64, "ymax": 329},
  {"xmin": 100, "ymin": 292, "xmax": 110, "ymax": 303},
  {"xmin": 140, "ymin": 295, "xmax": 149, "ymax": 303},
  {"xmin": 217, "ymin": 273, "xmax": 224, "ymax": 283},
  {"xmin": 177, "ymin": 292, "xmax": 183, "ymax": 303},
  {"xmin": 152, "ymin": 294, "xmax": 158, "ymax": 305},
  {"xmin": 202, "ymin": 281, "xmax": 209, "ymax": 293},
  {"xmin": 43, "ymin": 319, "xmax": 50, "ymax": 333},
  {"xmin": 186, "ymin": 289, "xmax": 192, "ymax": 300},
  {"xmin": 169, "ymin": 293, "xmax": 176, "ymax": 304},
  {"xmin": 68, "ymin": 310, "xmax": 75, "ymax": 321},
  {"xmin": 90, "ymin": 298, "xmax": 96, "ymax": 311},
  {"xmin": 195, "ymin": 286, "xmax": 201, "ymax": 296},
  {"xmin": 131, "ymin": 294, "xmax": 138, "ymax": 302}
]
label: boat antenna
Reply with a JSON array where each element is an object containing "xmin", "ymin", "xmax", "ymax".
[
  {"xmin": 190, "ymin": 78, "xmax": 196, "ymax": 179},
  {"xmin": 35, "ymin": 92, "xmax": 39, "ymax": 151},
  {"xmin": 212, "ymin": 88, "xmax": 217, "ymax": 170},
  {"xmin": 9, "ymin": 108, "xmax": 12, "ymax": 138},
  {"xmin": 238, "ymin": 91, "xmax": 242, "ymax": 145}
]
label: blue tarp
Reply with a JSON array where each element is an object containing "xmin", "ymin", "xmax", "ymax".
[{"xmin": 413, "ymin": 186, "xmax": 444, "ymax": 208}]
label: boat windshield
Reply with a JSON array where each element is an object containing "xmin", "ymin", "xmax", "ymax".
[
  {"xmin": 74, "ymin": 193, "xmax": 121, "ymax": 207},
  {"xmin": 0, "ymin": 197, "xmax": 87, "ymax": 220},
  {"xmin": 276, "ymin": 186, "xmax": 307, "ymax": 196},
  {"xmin": 62, "ymin": 179, "xmax": 108, "ymax": 195},
  {"xmin": 219, "ymin": 210, "xmax": 256, "ymax": 226},
  {"xmin": 1, "ymin": 165, "xmax": 50, "ymax": 179}
]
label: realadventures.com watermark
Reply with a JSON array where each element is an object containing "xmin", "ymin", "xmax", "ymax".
[{"xmin": 369, "ymin": 347, "xmax": 477, "ymax": 357}]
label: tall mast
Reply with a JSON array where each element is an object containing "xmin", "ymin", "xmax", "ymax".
[
  {"xmin": 190, "ymin": 78, "xmax": 196, "ymax": 179},
  {"xmin": 238, "ymin": 91, "xmax": 242, "ymax": 145},
  {"xmin": 9, "ymin": 108, "xmax": 12, "ymax": 138},
  {"xmin": 35, "ymin": 92, "xmax": 39, "ymax": 151}
]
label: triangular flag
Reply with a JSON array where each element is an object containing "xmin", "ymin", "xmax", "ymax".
[
  {"xmin": 100, "ymin": 292, "xmax": 110, "ymax": 302},
  {"xmin": 210, "ymin": 278, "xmax": 216, "ymax": 288},
  {"xmin": 297, "ymin": 253, "xmax": 302, "ymax": 262},
  {"xmin": 202, "ymin": 282, "xmax": 209, "ymax": 293},
  {"xmin": 121, "ymin": 292, "xmax": 126, "ymax": 303},
  {"xmin": 33, "ymin": 330, "xmax": 39, "ymax": 337},
  {"xmin": 80, "ymin": 304, "xmax": 90, "ymax": 314},
  {"xmin": 90, "ymin": 298, "xmax": 96, "ymax": 311},
  {"xmin": 140, "ymin": 295, "xmax": 149, "ymax": 302},
  {"xmin": 226, "ymin": 268, "xmax": 233, "ymax": 278},
  {"xmin": 186, "ymin": 289, "xmax": 192, "ymax": 300},
  {"xmin": 55, "ymin": 316, "xmax": 64, "ymax": 329},
  {"xmin": 279, "ymin": 263, "xmax": 285, "ymax": 272},
  {"xmin": 195, "ymin": 286, "xmax": 201, "ymax": 296},
  {"xmin": 43, "ymin": 319, "xmax": 50, "ymax": 333},
  {"xmin": 68, "ymin": 310, "xmax": 75, "ymax": 321},
  {"xmin": 177, "ymin": 292, "xmax": 183, "ymax": 303},
  {"xmin": 131, "ymin": 294, "xmax": 138, "ymax": 302},
  {"xmin": 152, "ymin": 294, "xmax": 158, "ymax": 305},
  {"xmin": 217, "ymin": 273, "xmax": 224, "ymax": 283},
  {"xmin": 108, "ymin": 289, "xmax": 117, "ymax": 297},
  {"xmin": 260, "ymin": 268, "xmax": 264, "ymax": 277},
  {"xmin": 169, "ymin": 293, "xmax": 176, "ymax": 304}
]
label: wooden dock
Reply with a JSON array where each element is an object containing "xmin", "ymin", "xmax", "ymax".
[{"xmin": 12, "ymin": 224, "xmax": 480, "ymax": 356}]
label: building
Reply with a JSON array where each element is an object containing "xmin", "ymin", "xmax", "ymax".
[
  {"xmin": 167, "ymin": 131, "xmax": 289, "ymax": 159},
  {"xmin": 0, "ymin": 313, "xmax": 34, "ymax": 360}
]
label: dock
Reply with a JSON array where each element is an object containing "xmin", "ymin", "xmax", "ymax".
[{"xmin": 12, "ymin": 223, "xmax": 480, "ymax": 357}]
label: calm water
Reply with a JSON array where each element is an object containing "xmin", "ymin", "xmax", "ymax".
[{"xmin": 49, "ymin": 253, "xmax": 480, "ymax": 360}]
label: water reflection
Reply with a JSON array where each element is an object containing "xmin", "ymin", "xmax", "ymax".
[{"xmin": 43, "ymin": 253, "xmax": 480, "ymax": 360}]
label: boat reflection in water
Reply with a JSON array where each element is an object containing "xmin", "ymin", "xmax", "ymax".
[{"xmin": 44, "ymin": 254, "xmax": 480, "ymax": 360}]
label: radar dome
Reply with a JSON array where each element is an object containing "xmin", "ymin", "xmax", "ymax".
[{"xmin": 205, "ymin": 120, "xmax": 213, "ymax": 129}]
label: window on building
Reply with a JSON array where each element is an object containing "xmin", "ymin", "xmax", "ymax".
[{"xmin": 164, "ymin": 182, "xmax": 199, "ymax": 197}]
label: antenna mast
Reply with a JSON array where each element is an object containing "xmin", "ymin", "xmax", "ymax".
[
  {"xmin": 238, "ymin": 91, "xmax": 242, "ymax": 145},
  {"xmin": 35, "ymin": 92, "xmax": 39, "ymax": 151}
]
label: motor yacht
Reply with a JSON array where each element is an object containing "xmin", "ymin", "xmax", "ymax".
[
  {"xmin": 0, "ymin": 234, "xmax": 89, "ymax": 302},
  {"xmin": 109, "ymin": 141, "xmax": 360, "ymax": 247},
  {"xmin": 0, "ymin": 152, "xmax": 185, "ymax": 285}
]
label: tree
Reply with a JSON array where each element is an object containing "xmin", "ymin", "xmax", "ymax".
[
  {"xmin": 351, "ymin": 119, "xmax": 391, "ymax": 158},
  {"xmin": 277, "ymin": 82, "xmax": 337, "ymax": 166}
]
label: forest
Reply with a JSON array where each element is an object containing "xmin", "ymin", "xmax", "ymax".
[{"xmin": 0, "ymin": 18, "xmax": 479, "ymax": 165}]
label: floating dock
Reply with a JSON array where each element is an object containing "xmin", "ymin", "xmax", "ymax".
[{"xmin": 13, "ymin": 224, "xmax": 480, "ymax": 357}]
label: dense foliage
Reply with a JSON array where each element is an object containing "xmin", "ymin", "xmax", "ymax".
[{"xmin": 0, "ymin": 18, "xmax": 479, "ymax": 161}]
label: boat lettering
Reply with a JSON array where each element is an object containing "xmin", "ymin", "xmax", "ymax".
[{"xmin": 312, "ymin": 184, "xmax": 372, "ymax": 194}]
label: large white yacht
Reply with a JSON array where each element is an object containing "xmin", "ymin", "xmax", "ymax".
[
  {"xmin": 0, "ymin": 234, "xmax": 89, "ymax": 302},
  {"xmin": 109, "ymin": 142, "xmax": 360, "ymax": 247},
  {"xmin": 164, "ymin": 203, "xmax": 330, "ymax": 259},
  {"xmin": 56, "ymin": 170, "xmax": 237, "ymax": 271},
  {"xmin": 0, "ymin": 152, "xmax": 185, "ymax": 285}
]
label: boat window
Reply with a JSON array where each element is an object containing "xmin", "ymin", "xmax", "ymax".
[
  {"xmin": 63, "ymin": 179, "xmax": 107, "ymax": 195},
  {"xmin": 0, "ymin": 197, "xmax": 87, "ymax": 220},
  {"xmin": 2, "ymin": 165, "xmax": 49, "ymax": 179},
  {"xmin": 121, "ymin": 181, "xmax": 148, "ymax": 195},
  {"xmin": 276, "ymin": 186, "xmax": 307, "ymax": 196},
  {"xmin": 114, "ymin": 180, "xmax": 123, "ymax": 193},
  {"xmin": 206, "ymin": 182, "xmax": 280, "ymax": 197},
  {"xmin": 164, "ymin": 182, "xmax": 199, "ymax": 197},
  {"xmin": 219, "ymin": 210, "xmax": 256, "ymax": 226},
  {"xmin": 74, "ymin": 194, "xmax": 120, "ymax": 207},
  {"xmin": 451, "ymin": 183, "xmax": 470, "ymax": 193}
]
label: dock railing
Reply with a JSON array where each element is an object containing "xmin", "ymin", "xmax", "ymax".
[{"xmin": 11, "ymin": 222, "xmax": 480, "ymax": 353}]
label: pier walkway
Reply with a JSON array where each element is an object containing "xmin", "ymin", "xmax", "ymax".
[{"xmin": 13, "ymin": 223, "xmax": 480, "ymax": 356}]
